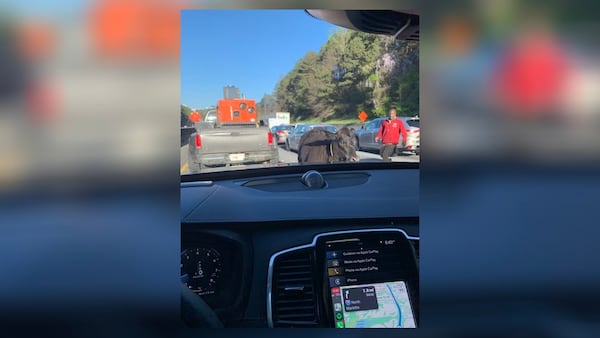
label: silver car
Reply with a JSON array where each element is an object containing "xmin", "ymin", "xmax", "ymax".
[
  {"xmin": 285, "ymin": 124, "xmax": 337, "ymax": 152},
  {"xmin": 355, "ymin": 117, "xmax": 420, "ymax": 155},
  {"xmin": 270, "ymin": 124, "xmax": 295, "ymax": 145},
  {"xmin": 354, "ymin": 118, "xmax": 386, "ymax": 152}
]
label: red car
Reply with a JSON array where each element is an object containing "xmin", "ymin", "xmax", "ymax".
[{"xmin": 270, "ymin": 124, "xmax": 295, "ymax": 145}]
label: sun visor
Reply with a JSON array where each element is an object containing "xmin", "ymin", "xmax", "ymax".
[{"xmin": 305, "ymin": 10, "xmax": 419, "ymax": 41}]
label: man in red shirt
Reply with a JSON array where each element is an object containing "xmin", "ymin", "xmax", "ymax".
[{"xmin": 375, "ymin": 108, "xmax": 407, "ymax": 162}]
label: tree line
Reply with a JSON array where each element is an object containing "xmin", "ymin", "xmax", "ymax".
[{"xmin": 259, "ymin": 28, "xmax": 419, "ymax": 121}]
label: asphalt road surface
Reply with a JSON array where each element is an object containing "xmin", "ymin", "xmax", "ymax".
[{"xmin": 181, "ymin": 144, "xmax": 419, "ymax": 174}]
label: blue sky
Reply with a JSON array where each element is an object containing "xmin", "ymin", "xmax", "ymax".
[{"xmin": 181, "ymin": 10, "xmax": 340, "ymax": 109}]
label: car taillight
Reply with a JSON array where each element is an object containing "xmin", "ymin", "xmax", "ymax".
[
  {"xmin": 195, "ymin": 134, "xmax": 201, "ymax": 148},
  {"xmin": 268, "ymin": 132, "xmax": 273, "ymax": 145}
]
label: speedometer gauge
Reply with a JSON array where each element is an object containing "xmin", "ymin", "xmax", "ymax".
[{"xmin": 181, "ymin": 248, "xmax": 222, "ymax": 295}]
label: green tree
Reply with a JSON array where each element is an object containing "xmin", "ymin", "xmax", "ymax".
[
  {"xmin": 257, "ymin": 93, "xmax": 280, "ymax": 119},
  {"xmin": 273, "ymin": 29, "xmax": 419, "ymax": 122},
  {"xmin": 180, "ymin": 104, "xmax": 192, "ymax": 127},
  {"xmin": 275, "ymin": 50, "xmax": 322, "ymax": 120},
  {"xmin": 335, "ymin": 31, "xmax": 381, "ymax": 117}
]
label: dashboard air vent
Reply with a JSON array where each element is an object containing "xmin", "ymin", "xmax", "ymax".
[{"xmin": 271, "ymin": 248, "xmax": 319, "ymax": 327}]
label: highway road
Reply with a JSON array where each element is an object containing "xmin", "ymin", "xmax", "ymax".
[{"xmin": 180, "ymin": 144, "xmax": 419, "ymax": 174}]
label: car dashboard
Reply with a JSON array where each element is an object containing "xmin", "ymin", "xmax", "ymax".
[{"xmin": 181, "ymin": 163, "xmax": 419, "ymax": 328}]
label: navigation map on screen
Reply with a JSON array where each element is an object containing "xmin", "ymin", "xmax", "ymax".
[{"xmin": 331, "ymin": 281, "xmax": 415, "ymax": 328}]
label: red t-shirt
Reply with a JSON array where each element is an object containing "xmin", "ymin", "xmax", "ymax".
[{"xmin": 376, "ymin": 118, "xmax": 407, "ymax": 145}]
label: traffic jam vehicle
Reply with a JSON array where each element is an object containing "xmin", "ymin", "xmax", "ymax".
[{"xmin": 188, "ymin": 98, "xmax": 279, "ymax": 172}]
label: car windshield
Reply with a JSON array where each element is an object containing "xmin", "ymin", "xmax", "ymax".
[
  {"xmin": 406, "ymin": 120, "xmax": 420, "ymax": 128},
  {"xmin": 273, "ymin": 125, "xmax": 293, "ymax": 132},
  {"xmin": 181, "ymin": 10, "xmax": 419, "ymax": 175},
  {"xmin": 310, "ymin": 125, "xmax": 337, "ymax": 133}
]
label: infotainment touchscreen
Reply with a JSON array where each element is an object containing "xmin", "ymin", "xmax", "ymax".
[{"xmin": 323, "ymin": 233, "xmax": 417, "ymax": 328}]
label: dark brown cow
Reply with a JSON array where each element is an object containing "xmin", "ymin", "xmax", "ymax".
[{"xmin": 297, "ymin": 127, "xmax": 359, "ymax": 164}]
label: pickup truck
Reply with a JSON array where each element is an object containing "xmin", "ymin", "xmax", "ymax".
[{"xmin": 187, "ymin": 99, "xmax": 279, "ymax": 172}]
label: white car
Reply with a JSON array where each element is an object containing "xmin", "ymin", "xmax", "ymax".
[{"xmin": 398, "ymin": 116, "xmax": 420, "ymax": 155}]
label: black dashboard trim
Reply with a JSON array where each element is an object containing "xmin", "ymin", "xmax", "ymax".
[{"xmin": 181, "ymin": 162, "xmax": 419, "ymax": 183}]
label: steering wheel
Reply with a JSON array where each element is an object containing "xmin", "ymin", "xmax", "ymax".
[{"xmin": 180, "ymin": 284, "xmax": 224, "ymax": 328}]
